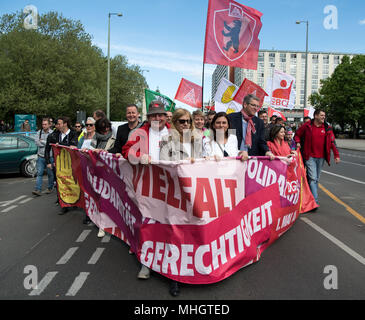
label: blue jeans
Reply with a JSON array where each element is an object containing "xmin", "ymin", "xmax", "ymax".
[
  {"xmin": 35, "ymin": 156, "xmax": 54, "ymax": 191},
  {"xmin": 305, "ymin": 157, "xmax": 325, "ymax": 204}
]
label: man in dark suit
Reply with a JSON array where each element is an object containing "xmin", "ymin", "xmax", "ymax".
[
  {"xmin": 108, "ymin": 104, "xmax": 141, "ymax": 156},
  {"xmin": 227, "ymin": 94, "xmax": 274, "ymax": 160},
  {"xmin": 45, "ymin": 116, "xmax": 78, "ymax": 215}
]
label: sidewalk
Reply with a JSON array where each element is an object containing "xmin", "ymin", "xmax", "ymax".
[{"xmin": 336, "ymin": 139, "xmax": 365, "ymax": 151}]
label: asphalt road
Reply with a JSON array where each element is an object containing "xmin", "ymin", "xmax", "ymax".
[{"xmin": 0, "ymin": 148, "xmax": 364, "ymax": 302}]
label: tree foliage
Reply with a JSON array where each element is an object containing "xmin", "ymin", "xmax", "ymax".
[
  {"xmin": 0, "ymin": 10, "xmax": 147, "ymax": 124},
  {"xmin": 309, "ymin": 55, "xmax": 365, "ymax": 138}
]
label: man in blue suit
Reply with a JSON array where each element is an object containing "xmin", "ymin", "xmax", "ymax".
[{"xmin": 227, "ymin": 94, "xmax": 275, "ymax": 160}]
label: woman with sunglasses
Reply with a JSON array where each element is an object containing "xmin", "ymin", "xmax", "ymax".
[
  {"xmin": 160, "ymin": 108, "xmax": 207, "ymax": 162},
  {"xmin": 206, "ymin": 112, "xmax": 239, "ymax": 159},
  {"xmin": 267, "ymin": 124, "xmax": 297, "ymax": 158},
  {"xmin": 77, "ymin": 117, "xmax": 96, "ymax": 150}
]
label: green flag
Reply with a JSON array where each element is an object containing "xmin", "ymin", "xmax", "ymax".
[{"xmin": 145, "ymin": 89, "xmax": 176, "ymax": 112}]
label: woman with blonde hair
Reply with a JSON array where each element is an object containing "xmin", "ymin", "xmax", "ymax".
[{"xmin": 160, "ymin": 108, "xmax": 208, "ymax": 161}]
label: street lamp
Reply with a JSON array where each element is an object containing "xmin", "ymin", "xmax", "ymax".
[
  {"xmin": 296, "ymin": 20, "xmax": 309, "ymax": 110},
  {"xmin": 107, "ymin": 12, "xmax": 122, "ymax": 120}
]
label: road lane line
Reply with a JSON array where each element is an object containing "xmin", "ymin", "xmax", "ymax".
[
  {"xmin": 101, "ymin": 234, "xmax": 111, "ymax": 243},
  {"xmin": 87, "ymin": 248, "xmax": 105, "ymax": 264},
  {"xmin": 322, "ymin": 171, "xmax": 365, "ymax": 185},
  {"xmin": 0, "ymin": 195, "xmax": 27, "ymax": 207},
  {"xmin": 56, "ymin": 247, "xmax": 79, "ymax": 265},
  {"xmin": 339, "ymin": 160, "xmax": 365, "ymax": 167},
  {"xmin": 301, "ymin": 217, "xmax": 365, "ymax": 266},
  {"xmin": 1, "ymin": 205, "xmax": 18, "ymax": 213},
  {"xmin": 19, "ymin": 197, "xmax": 33, "ymax": 204},
  {"xmin": 319, "ymin": 183, "xmax": 365, "ymax": 224},
  {"xmin": 65, "ymin": 272, "xmax": 90, "ymax": 296},
  {"xmin": 28, "ymin": 271, "xmax": 58, "ymax": 296},
  {"xmin": 76, "ymin": 230, "xmax": 92, "ymax": 243}
]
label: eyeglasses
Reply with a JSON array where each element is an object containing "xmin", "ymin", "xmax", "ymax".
[
  {"xmin": 248, "ymin": 103, "xmax": 260, "ymax": 108},
  {"xmin": 85, "ymin": 123, "xmax": 94, "ymax": 127},
  {"xmin": 177, "ymin": 119, "xmax": 191, "ymax": 124},
  {"xmin": 75, "ymin": 126, "xmax": 81, "ymax": 128}
]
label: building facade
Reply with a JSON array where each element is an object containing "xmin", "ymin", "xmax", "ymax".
[{"xmin": 211, "ymin": 50, "xmax": 355, "ymax": 121}]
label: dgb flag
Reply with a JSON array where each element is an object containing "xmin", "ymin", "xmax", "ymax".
[
  {"xmin": 203, "ymin": 0, "xmax": 263, "ymax": 69},
  {"xmin": 145, "ymin": 89, "xmax": 176, "ymax": 112}
]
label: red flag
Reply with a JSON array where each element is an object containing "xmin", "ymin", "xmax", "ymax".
[
  {"xmin": 233, "ymin": 78, "xmax": 268, "ymax": 108},
  {"xmin": 203, "ymin": 0, "xmax": 263, "ymax": 69},
  {"xmin": 268, "ymin": 107, "xmax": 287, "ymax": 121},
  {"xmin": 174, "ymin": 78, "xmax": 202, "ymax": 108}
]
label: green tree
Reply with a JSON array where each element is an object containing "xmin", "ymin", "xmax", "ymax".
[
  {"xmin": 309, "ymin": 55, "xmax": 365, "ymax": 138},
  {"xmin": 0, "ymin": 10, "xmax": 147, "ymax": 124},
  {"xmin": 109, "ymin": 55, "xmax": 147, "ymax": 121}
]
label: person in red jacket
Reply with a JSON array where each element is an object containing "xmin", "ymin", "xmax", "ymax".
[
  {"xmin": 122, "ymin": 100, "xmax": 171, "ymax": 163},
  {"xmin": 294, "ymin": 109, "xmax": 340, "ymax": 206}
]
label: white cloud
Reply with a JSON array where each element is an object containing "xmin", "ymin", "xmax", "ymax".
[
  {"xmin": 359, "ymin": 19, "xmax": 365, "ymax": 25},
  {"xmin": 94, "ymin": 41, "xmax": 215, "ymax": 80}
]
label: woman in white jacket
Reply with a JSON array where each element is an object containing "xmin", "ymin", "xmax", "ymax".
[{"xmin": 206, "ymin": 112, "xmax": 239, "ymax": 159}]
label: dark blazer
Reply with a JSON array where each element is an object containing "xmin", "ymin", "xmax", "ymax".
[
  {"xmin": 45, "ymin": 129, "xmax": 78, "ymax": 164},
  {"xmin": 227, "ymin": 112, "xmax": 269, "ymax": 156}
]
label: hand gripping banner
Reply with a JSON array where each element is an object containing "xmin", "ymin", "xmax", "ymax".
[{"xmin": 53, "ymin": 146, "xmax": 317, "ymax": 284}]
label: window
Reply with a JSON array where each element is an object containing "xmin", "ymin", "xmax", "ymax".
[{"xmin": 0, "ymin": 137, "xmax": 18, "ymax": 149}]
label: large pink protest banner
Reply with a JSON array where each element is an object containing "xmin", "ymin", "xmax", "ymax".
[{"xmin": 54, "ymin": 146, "xmax": 316, "ymax": 284}]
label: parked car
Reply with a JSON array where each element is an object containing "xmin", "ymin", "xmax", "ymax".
[{"xmin": 0, "ymin": 134, "xmax": 38, "ymax": 177}]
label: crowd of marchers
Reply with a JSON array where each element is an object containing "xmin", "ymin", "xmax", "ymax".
[{"xmin": 28, "ymin": 93, "xmax": 340, "ymax": 297}]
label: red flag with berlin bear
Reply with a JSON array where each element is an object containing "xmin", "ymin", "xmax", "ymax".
[{"xmin": 203, "ymin": 0, "xmax": 263, "ymax": 70}]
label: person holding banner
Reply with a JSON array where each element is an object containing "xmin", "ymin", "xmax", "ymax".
[
  {"xmin": 122, "ymin": 100, "xmax": 171, "ymax": 164},
  {"xmin": 267, "ymin": 125, "xmax": 296, "ymax": 158},
  {"xmin": 205, "ymin": 112, "xmax": 239, "ymax": 159},
  {"xmin": 160, "ymin": 108, "xmax": 207, "ymax": 161},
  {"xmin": 77, "ymin": 117, "xmax": 96, "ymax": 150},
  {"xmin": 227, "ymin": 94, "xmax": 275, "ymax": 161},
  {"xmin": 192, "ymin": 110, "xmax": 209, "ymax": 137},
  {"xmin": 109, "ymin": 104, "xmax": 141, "ymax": 155},
  {"xmin": 122, "ymin": 100, "xmax": 171, "ymax": 280}
]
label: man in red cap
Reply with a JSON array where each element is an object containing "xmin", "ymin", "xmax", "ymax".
[{"xmin": 121, "ymin": 100, "xmax": 171, "ymax": 281}]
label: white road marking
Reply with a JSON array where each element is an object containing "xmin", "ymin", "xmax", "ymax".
[
  {"xmin": 1, "ymin": 205, "xmax": 18, "ymax": 213},
  {"xmin": 301, "ymin": 217, "xmax": 365, "ymax": 266},
  {"xmin": 101, "ymin": 234, "xmax": 111, "ymax": 243},
  {"xmin": 56, "ymin": 247, "xmax": 79, "ymax": 265},
  {"xmin": 19, "ymin": 197, "xmax": 33, "ymax": 204},
  {"xmin": 339, "ymin": 160, "xmax": 365, "ymax": 167},
  {"xmin": 76, "ymin": 230, "xmax": 92, "ymax": 243},
  {"xmin": 65, "ymin": 272, "xmax": 90, "ymax": 296},
  {"xmin": 322, "ymin": 170, "xmax": 365, "ymax": 185},
  {"xmin": 0, "ymin": 195, "xmax": 27, "ymax": 207},
  {"xmin": 28, "ymin": 271, "xmax": 58, "ymax": 296},
  {"xmin": 87, "ymin": 248, "xmax": 105, "ymax": 264}
]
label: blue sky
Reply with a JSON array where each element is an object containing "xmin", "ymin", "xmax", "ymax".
[{"xmin": 2, "ymin": 0, "xmax": 365, "ymax": 113}]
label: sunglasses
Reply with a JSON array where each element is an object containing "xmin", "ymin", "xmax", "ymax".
[
  {"xmin": 177, "ymin": 119, "xmax": 191, "ymax": 124},
  {"xmin": 85, "ymin": 123, "xmax": 94, "ymax": 127},
  {"xmin": 75, "ymin": 126, "xmax": 81, "ymax": 128}
]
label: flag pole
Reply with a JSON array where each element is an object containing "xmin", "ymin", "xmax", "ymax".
[{"xmin": 201, "ymin": 62, "xmax": 205, "ymax": 112}]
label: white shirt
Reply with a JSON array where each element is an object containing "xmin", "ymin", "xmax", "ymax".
[
  {"xmin": 208, "ymin": 134, "xmax": 239, "ymax": 157},
  {"xmin": 81, "ymin": 139, "xmax": 94, "ymax": 150},
  {"xmin": 60, "ymin": 129, "xmax": 70, "ymax": 142},
  {"xmin": 149, "ymin": 126, "xmax": 169, "ymax": 161}
]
